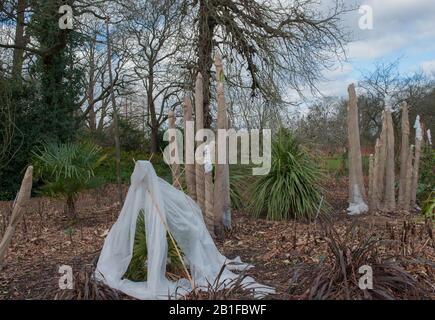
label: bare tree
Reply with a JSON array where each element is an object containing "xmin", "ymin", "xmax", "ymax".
[
  {"xmin": 119, "ymin": 0, "xmax": 188, "ymax": 153},
  {"xmin": 185, "ymin": 0, "xmax": 351, "ymax": 127}
]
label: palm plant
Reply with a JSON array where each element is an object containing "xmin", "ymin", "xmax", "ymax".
[
  {"xmin": 249, "ymin": 129, "xmax": 325, "ymax": 220},
  {"xmin": 422, "ymin": 191, "xmax": 434, "ymax": 220},
  {"xmin": 33, "ymin": 141, "xmax": 107, "ymax": 219},
  {"xmin": 123, "ymin": 209, "xmax": 186, "ymax": 282}
]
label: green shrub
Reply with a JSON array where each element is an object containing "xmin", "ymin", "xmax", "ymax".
[
  {"xmin": 123, "ymin": 209, "xmax": 186, "ymax": 282},
  {"xmin": 249, "ymin": 129, "xmax": 326, "ymax": 220},
  {"xmin": 94, "ymin": 149, "xmax": 172, "ymax": 184},
  {"xmin": 32, "ymin": 141, "xmax": 107, "ymax": 218}
]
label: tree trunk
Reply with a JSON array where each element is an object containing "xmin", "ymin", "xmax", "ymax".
[
  {"xmin": 0, "ymin": 166, "xmax": 33, "ymax": 269},
  {"xmin": 147, "ymin": 64, "xmax": 160, "ymax": 154},
  {"xmin": 66, "ymin": 196, "xmax": 76, "ymax": 220},
  {"xmin": 12, "ymin": 0, "xmax": 26, "ymax": 79},
  {"xmin": 105, "ymin": 18, "xmax": 123, "ymax": 204},
  {"xmin": 195, "ymin": 73, "xmax": 206, "ymax": 213},
  {"xmin": 150, "ymin": 125, "xmax": 159, "ymax": 154},
  {"xmin": 87, "ymin": 36, "xmax": 97, "ymax": 131},
  {"xmin": 198, "ymin": 0, "xmax": 216, "ymax": 128},
  {"xmin": 398, "ymin": 102, "xmax": 410, "ymax": 209}
]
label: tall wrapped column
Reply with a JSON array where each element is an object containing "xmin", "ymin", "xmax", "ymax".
[
  {"xmin": 168, "ymin": 111, "xmax": 181, "ymax": 189},
  {"xmin": 195, "ymin": 73, "xmax": 206, "ymax": 213},
  {"xmin": 346, "ymin": 84, "xmax": 368, "ymax": 215},
  {"xmin": 183, "ymin": 96, "xmax": 197, "ymax": 201},
  {"xmin": 411, "ymin": 116, "xmax": 423, "ymax": 207},
  {"xmin": 214, "ymin": 54, "xmax": 231, "ymax": 237},
  {"xmin": 204, "ymin": 144, "xmax": 215, "ymax": 237},
  {"xmin": 376, "ymin": 112, "xmax": 388, "ymax": 210},
  {"xmin": 384, "ymin": 104, "xmax": 396, "ymax": 212},
  {"xmin": 371, "ymin": 139, "xmax": 382, "ymax": 210},
  {"xmin": 398, "ymin": 102, "xmax": 410, "ymax": 209},
  {"xmin": 368, "ymin": 154, "xmax": 375, "ymax": 209},
  {"xmin": 403, "ymin": 145, "xmax": 414, "ymax": 212}
]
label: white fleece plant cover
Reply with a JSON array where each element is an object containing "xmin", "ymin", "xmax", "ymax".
[{"xmin": 96, "ymin": 161, "xmax": 274, "ymax": 300}]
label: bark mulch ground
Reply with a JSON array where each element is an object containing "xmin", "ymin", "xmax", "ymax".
[{"xmin": 0, "ymin": 179, "xmax": 433, "ymax": 300}]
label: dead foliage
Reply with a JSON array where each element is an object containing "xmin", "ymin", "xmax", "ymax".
[
  {"xmin": 50, "ymin": 254, "xmax": 130, "ymax": 300},
  {"xmin": 181, "ymin": 264, "xmax": 262, "ymax": 300},
  {"xmin": 288, "ymin": 216, "xmax": 434, "ymax": 300}
]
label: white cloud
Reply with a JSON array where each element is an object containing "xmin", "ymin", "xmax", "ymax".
[
  {"xmin": 421, "ymin": 59, "xmax": 435, "ymax": 73},
  {"xmin": 347, "ymin": 34, "xmax": 408, "ymax": 59}
]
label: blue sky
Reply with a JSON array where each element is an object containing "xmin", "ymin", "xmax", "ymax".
[{"xmin": 312, "ymin": 0, "xmax": 435, "ymax": 98}]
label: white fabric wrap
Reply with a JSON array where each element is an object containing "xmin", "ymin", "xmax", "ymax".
[{"xmin": 96, "ymin": 161, "xmax": 274, "ymax": 299}]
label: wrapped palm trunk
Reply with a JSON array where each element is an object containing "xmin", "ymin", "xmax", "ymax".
[
  {"xmin": 195, "ymin": 73, "xmax": 206, "ymax": 213},
  {"xmin": 346, "ymin": 84, "xmax": 368, "ymax": 215},
  {"xmin": 368, "ymin": 154, "xmax": 375, "ymax": 209},
  {"xmin": 403, "ymin": 145, "xmax": 415, "ymax": 212},
  {"xmin": 375, "ymin": 112, "xmax": 388, "ymax": 210},
  {"xmin": 0, "ymin": 166, "xmax": 33, "ymax": 269},
  {"xmin": 411, "ymin": 116, "xmax": 423, "ymax": 207},
  {"xmin": 214, "ymin": 54, "xmax": 231, "ymax": 236},
  {"xmin": 204, "ymin": 144, "xmax": 215, "ymax": 238},
  {"xmin": 370, "ymin": 139, "xmax": 382, "ymax": 210},
  {"xmin": 168, "ymin": 111, "xmax": 181, "ymax": 189},
  {"xmin": 398, "ymin": 102, "xmax": 410, "ymax": 209},
  {"xmin": 384, "ymin": 106, "xmax": 396, "ymax": 212},
  {"xmin": 183, "ymin": 96, "xmax": 197, "ymax": 201}
]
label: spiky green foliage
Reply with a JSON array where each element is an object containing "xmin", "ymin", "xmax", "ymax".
[
  {"xmin": 417, "ymin": 146, "xmax": 435, "ymax": 203},
  {"xmin": 229, "ymin": 165, "xmax": 256, "ymax": 210},
  {"xmin": 33, "ymin": 141, "xmax": 107, "ymax": 217},
  {"xmin": 123, "ymin": 209, "xmax": 186, "ymax": 282},
  {"xmin": 250, "ymin": 130, "xmax": 325, "ymax": 220}
]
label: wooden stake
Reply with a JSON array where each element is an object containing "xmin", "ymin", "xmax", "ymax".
[{"xmin": 0, "ymin": 166, "xmax": 33, "ymax": 269}]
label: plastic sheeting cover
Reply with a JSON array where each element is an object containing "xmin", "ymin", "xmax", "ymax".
[{"xmin": 95, "ymin": 161, "xmax": 274, "ymax": 299}]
